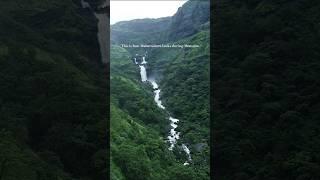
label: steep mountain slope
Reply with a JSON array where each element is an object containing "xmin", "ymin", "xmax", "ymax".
[
  {"xmin": 213, "ymin": 0, "xmax": 320, "ymax": 179},
  {"xmin": 110, "ymin": 46, "xmax": 207, "ymax": 180},
  {"xmin": 111, "ymin": 17, "xmax": 171, "ymax": 45},
  {"xmin": 111, "ymin": 0, "xmax": 210, "ymax": 45},
  {"xmin": 168, "ymin": 0, "xmax": 210, "ymax": 40},
  {"xmin": 0, "ymin": 0, "xmax": 107, "ymax": 179},
  {"xmin": 111, "ymin": 0, "xmax": 210, "ymax": 179}
]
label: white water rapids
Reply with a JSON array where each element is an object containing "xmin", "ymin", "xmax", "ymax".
[
  {"xmin": 136, "ymin": 54, "xmax": 192, "ymax": 165},
  {"xmin": 150, "ymin": 81, "xmax": 165, "ymax": 109}
]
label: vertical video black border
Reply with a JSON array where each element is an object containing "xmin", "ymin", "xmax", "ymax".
[{"xmin": 210, "ymin": 0, "xmax": 214, "ymax": 179}]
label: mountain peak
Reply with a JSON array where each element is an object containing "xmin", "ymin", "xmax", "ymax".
[{"xmin": 168, "ymin": 0, "xmax": 210, "ymax": 41}]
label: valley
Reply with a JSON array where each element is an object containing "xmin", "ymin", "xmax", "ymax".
[{"xmin": 110, "ymin": 0, "xmax": 210, "ymax": 179}]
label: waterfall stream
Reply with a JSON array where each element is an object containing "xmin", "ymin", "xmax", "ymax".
[
  {"xmin": 139, "ymin": 65, "xmax": 148, "ymax": 82},
  {"xmin": 135, "ymin": 54, "xmax": 192, "ymax": 165},
  {"xmin": 141, "ymin": 56, "xmax": 147, "ymax": 64}
]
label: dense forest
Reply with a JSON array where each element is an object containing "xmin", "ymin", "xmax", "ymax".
[
  {"xmin": 111, "ymin": 0, "xmax": 210, "ymax": 179},
  {"xmin": 213, "ymin": 0, "xmax": 320, "ymax": 179},
  {"xmin": 110, "ymin": 48, "xmax": 203, "ymax": 180},
  {"xmin": 0, "ymin": 0, "xmax": 107, "ymax": 179}
]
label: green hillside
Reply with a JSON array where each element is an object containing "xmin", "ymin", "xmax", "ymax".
[
  {"xmin": 110, "ymin": 46, "xmax": 207, "ymax": 180},
  {"xmin": 213, "ymin": 0, "xmax": 320, "ymax": 179},
  {"xmin": 111, "ymin": 17, "xmax": 171, "ymax": 46},
  {"xmin": 110, "ymin": 0, "xmax": 210, "ymax": 179},
  {"xmin": 0, "ymin": 0, "xmax": 107, "ymax": 179}
]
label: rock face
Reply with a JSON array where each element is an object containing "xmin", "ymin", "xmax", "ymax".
[{"xmin": 168, "ymin": 0, "xmax": 210, "ymax": 41}]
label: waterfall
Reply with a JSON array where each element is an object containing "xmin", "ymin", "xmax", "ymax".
[
  {"xmin": 168, "ymin": 117, "xmax": 180, "ymax": 150},
  {"xmin": 150, "ymin": 81, "xmax": 159, "ymax": 89},
  {"xmin": 141, "ymin": 56, "xmax": 147, "ymax": 64},
  {"xmin": 154, "ymin": 89, "xmax": 165, "ymax": 109},
  {"xmin": 150, "ymin": 81, "xmax": 165, "ymax": 109},
  {"xmin": 139, "ymin": 65, "xmax": 147, "ymax": 82},
  {"xmin": 182, "ymin": 144, "xmax": 192, "ymax": 165},
  {"xmin": 134, "ymin": 54, "xmax": 192, "ymax": 165}
]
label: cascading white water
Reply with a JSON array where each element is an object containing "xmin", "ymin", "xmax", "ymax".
[
  {"xmin": 151, "ymin": 81, "xmax": 165, "ymax": 109},
  {"xmin": 135, "ymin": 54, "xmax": 192, "ymax": 165},
  {"xmin": 134, "ymin": 58, "xmax": 138, "ymax": 64},
  {"xmin": 182, "ymin": 144, "xmax": 192, "ymax": 165},
  {"xmin": 154, "ymin": 89, "xmax": 165, "ymax": 109},
  {"xmin": 141, "ymin": 56, "xmax": 147, "ymax": 64},
  {"xmin": 150, "ymin": 81, "xmax": 159, "ymax": 89},
  {"xmin": 168, "ymin": 117, "xmax": 180, "ymax": 150},
  {"xmin": 139, "ymin": 65, "xmax": 147, "ymax": 82}
]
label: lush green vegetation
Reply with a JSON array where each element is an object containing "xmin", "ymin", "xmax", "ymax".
[
  {"xmin": 213, "ymin": 0, "xmax": 320, "ymax": 179},
  {"xmin": 110, "ymin": 46, "xmax": 207, "ymax": 180},
  {"xmin": 0, "ymin": 0, "xmax": 107, "ymax": 179},
  {"xmin": 111, "ymin": 17, "xmax": 171, "ymax": 47},
  {"xmin": 159, "ymin": 30, "xmax": 210, "ymax": 169},
  {"xmin": 111, "ymin": 0, "xmax": 210, "ymax": 179}
]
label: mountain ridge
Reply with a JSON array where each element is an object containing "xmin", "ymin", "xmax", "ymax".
[{"xmin": 111, "ymin": 0, "xmax": 210, "ymax": 45}]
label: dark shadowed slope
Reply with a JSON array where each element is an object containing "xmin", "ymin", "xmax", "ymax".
[
  {"xmin": 0, "ymin": 0, "xmax": 107, "ymax": 179},
  {"xmin": 213, "ymin": 0, "xmax": 320, "ymax": 179}
]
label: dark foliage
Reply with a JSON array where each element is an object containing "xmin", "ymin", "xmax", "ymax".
[
  {"xmin": 213, "ymin": 0, "xmax": 320, "ymax": 179},
  {"xmin": 0, "ymin": 0, "xmax": 107, "ymax": 179}
]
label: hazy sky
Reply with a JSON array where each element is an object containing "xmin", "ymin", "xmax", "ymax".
[{"xmin": 110, "ymin": 1, "xmax": 187, "ymax": 25}]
